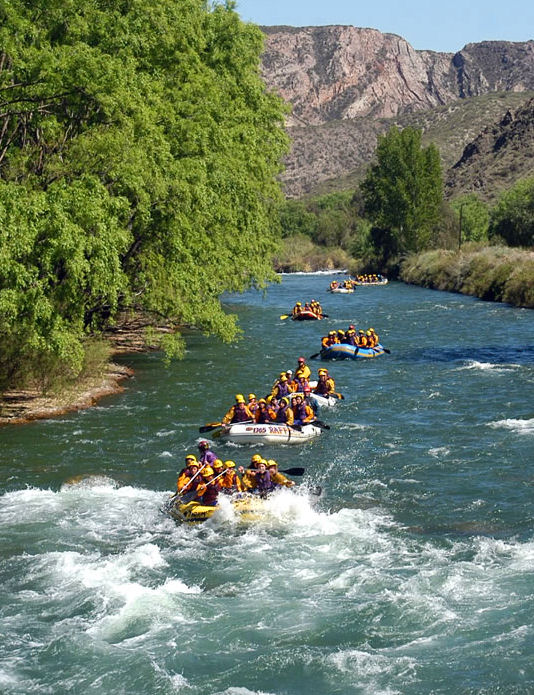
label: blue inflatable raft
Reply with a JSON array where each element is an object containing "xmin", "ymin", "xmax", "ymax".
[{"xmin": 320, "ymin": 343, "xmax": 387, "ymax": 360}]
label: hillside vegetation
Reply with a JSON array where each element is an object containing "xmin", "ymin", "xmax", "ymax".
[{"xmin": 291, "ymin": 92, "xmax": 534, "ymax": 198}]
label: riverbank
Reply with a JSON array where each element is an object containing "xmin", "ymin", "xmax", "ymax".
[
  {"xmin": 0, "ymin": 314, "xmax": 174, "ymax": 427},
  {"xmin": 400, "ymin": 245, "xmax": 534, "ymax": 309},
  {"xmin": 0, "ymin": 362, "xmax": 133, "ymax": 426}
]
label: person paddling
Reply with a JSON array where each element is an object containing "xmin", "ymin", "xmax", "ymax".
[
  {"xmin": 291, "ymin": 393, "xmax": 315, "ymax": 426},
  {"xmin": 222, "ymin": 394, "xmax": 253, "ymax": 424},
  {"xmin": 198, "ymin": 440, "xmax": 217, "ymax": 466}
]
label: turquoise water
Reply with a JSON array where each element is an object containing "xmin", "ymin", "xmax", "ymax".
[{"xmin": 1, "ymin": 275, "xmax": 533, "ymax": 694}]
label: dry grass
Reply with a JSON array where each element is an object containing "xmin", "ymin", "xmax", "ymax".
[{"xmin": 400, "ymin": 245, "xmax": 534, "ymax": 308}]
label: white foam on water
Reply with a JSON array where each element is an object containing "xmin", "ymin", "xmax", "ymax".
[
  {"xmin": 428, "ymin": 447, "xmax": 450, "ymax": 457},
  {"xmin": 215, "ymin": 689, "xmax": 277, "ymax": 695},
  {"xmin": 488, "ymin": 418, "xmax": 534, "ymax": 435},
  {"xmin": 457, "ymin": 360, "xmax": 519, "ymax": 373}
]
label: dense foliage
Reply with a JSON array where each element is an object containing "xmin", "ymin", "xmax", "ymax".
[
  {"xmin": 0, "ymin": 0, "xmax": 288, "ymax": 391},
  {"xmin": 451, "ymin": 194, "xmax": 490, "ymax": 244},
  {"xmin": 360, "ymin": 127, "xmax": 443, "ymax": 261},
  {"xmin": 489, "ymin": 177, "xmax": 534, "ymax": 247}
]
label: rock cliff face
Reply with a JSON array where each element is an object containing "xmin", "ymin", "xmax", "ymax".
[
  {"xmin": 446, "ymin": 97, "xmax": 534, "ymax": 201},
  {"xmin": 260, "ymin": 26, "xmax": 534, "ymax": 196},
  {"xmin": 262, "ymin": 25, "xmax": 457, "ymax": 126}
]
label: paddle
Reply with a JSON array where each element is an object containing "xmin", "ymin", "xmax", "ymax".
[
  {"xmin": 199, "ymin": 422, "xmax": 223, "ymax": 433},
  {"xmin": 309, "ymin": 352, "xmax": 321, "ymax": 360},
  {"xmin": 313, "ymin": 419, "xmax": 330, "ymax": 430},
  {"xmin": 280, "ymin": 467, "xmax": 305, "ymax": 476},
  {"xmin": 383, "ymin": 347, "xmax": 391, "ymax": 354}
]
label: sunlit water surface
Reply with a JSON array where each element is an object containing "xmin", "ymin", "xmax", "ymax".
[{"xmin": 1, "ymin": 276, "xmax": 533, "ymax": 694}]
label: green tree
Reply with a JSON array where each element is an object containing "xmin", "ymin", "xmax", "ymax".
[
  {"xmin": 451, "ymin": 194, "xmax": 490, "ymax": 244},
  {"xmin": 0, "ymin": 0, "xmax": 288, "ymax": 391},
  {"xmin": 489, "ymin": 178, "xmax": 534, "ymax": 247},
  {"xmin": 360, "ymin": 127, "xmax": 443, "ymax": 259}
]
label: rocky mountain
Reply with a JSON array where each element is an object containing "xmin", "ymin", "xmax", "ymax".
[
  {"xmin": 260, "ymin": 26, "xmax": 534, "ymax": 197},
  {"xmin": 446, "ymin": 97, "xmax": 534, "ymax": 201}
]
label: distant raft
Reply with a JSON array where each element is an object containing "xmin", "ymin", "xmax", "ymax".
[
  {"xmin": 320, "ymin": 343, "xmax": 387, "ymax": 360},
  {"xmin": 216, "ymin": 422, "xmax": 324, "ymax": 444},
  {"xmin": 292, "ymin": 309, "xmax": 322, "ymax": 320},
  {"xmin": 328, "ymin": 286, "xmax": 354, "ymax": 294},
  {"xmin": 166, "ymin": 493, "xmax": 266, "ymax": 524},
  {"xmin": 353, "ymin": 278, "xmax": 388, "ymax": 286}
]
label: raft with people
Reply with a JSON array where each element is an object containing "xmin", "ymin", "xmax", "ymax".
[
  {"xmin": 166, "ymin": 452, "xmax": 305, "ymax": 524},
  {"xmin": 216, "ymin": 421, "xmax": 324, "ymax": 445},
  {"xmin": 166, "ymin": 492, "xmax": 267, "ymax": 524},
  {"xmin": 315, "ymin": 326, "xmax": 389, "ymax": 360},
  {"xmin": 352, "ymin": 274, "xmax": 388, "ymax": 286},
  {"xmin": 320, "ymin": 343, "xmax": 387, "ymax": 359},
  {"xmin": 292, "ymin": 309, "xmax": 322, "ymax": 320}
]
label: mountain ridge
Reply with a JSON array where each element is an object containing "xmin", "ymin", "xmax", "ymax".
[{"xmin": 259, "ymin": 25, "xmax": 534, "ymax": 198}]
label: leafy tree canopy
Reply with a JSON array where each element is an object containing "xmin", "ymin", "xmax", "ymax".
[
  {"xmin": 0, "ymin": 0, "xmax": 289, "ymax": 391},
  {"xmin": 360, "ymin": 127, "xmax": 443, "ymax": 259},
  {"xmin": 489, "ymin": 177, "xmax": 534, "ymax": 247}
]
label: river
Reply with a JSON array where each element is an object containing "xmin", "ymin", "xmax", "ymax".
[{"xmin": 1, "ymin": 274, "xmax": 533, "ymax": 694}]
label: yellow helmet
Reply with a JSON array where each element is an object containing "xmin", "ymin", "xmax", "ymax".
[
  {"xmin": 201, "ymin": 466, "xmax": 214, "ymax": 477},
  {"xmin": 235, "ymin": 394, "xmax": 245, "ymax": 403},
  {"xmin": 185, "ymin": 454, "xmax": 197, "ymax": 462},
  {"xmin": 213, "ymin": 459, "xmax": 224, "ymax": 468},
  {"xmin": 251, "ymin": 454, "xmax": 262, "ymax": 464},
  {"xmin": 224, "ymin": 460, "xmax": 236, "ymax": 468},
  {"xmin": 296, "ymin": 302, "xmax": 302, "ymax": 306},
  {"xmin": 366, "ymin": 330, "xmax": 372, "ymax": 336},
  {"xmin": 248, "ymin": 393, "xmax": 256, "ymax": 400},
  {"xmin": 369, "ymin": 328, "xmax": 375, "ymax": 332},
  {"xmin": 266, "ymin": 459, "xmax": 278, "ymax": 468},
  {"xmin": 266, "ymin": 395, "xmax": 273, "ymax": 403}
]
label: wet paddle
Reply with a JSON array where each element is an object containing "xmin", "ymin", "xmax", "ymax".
[
  {"xmin": 313, "ymin": 420, "xmax": 330, "ymax": 430},
  {"xmin": 309, "ymin": 352, "xmax": 321, "ymax": 360},
  {"xmin": 199, "ymin": 422, "xmax": 223, "ymax": 433}
]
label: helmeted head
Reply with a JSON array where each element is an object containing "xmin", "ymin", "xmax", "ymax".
[
  {"xmin": 348, "ymin": 325, "xmax": 355, "ymax": 330},
  {"xmin": 235, "ymin": 394, "xmax": 245, "ymax": 403},
  {"xmin": 201, "ymin": 466, "xmax": 214, "ymax": 478},
  {"xmin": 213, "ymin": 459, "xmax": 224, "ymax": 470},
  {"xmin": 224, "ymin": 460, "xmax": 236, "ymax": 469},
  {"xmin": 366, "ymin": 330, "xmax": 372, "ymax": 336},
  {"xmin": 280, "ymin": 375, "xmax": 287, "ymax": 382},
  {"xmin": 281, "ymin": 397, "xmax": 289, "ymax": 406},
  {"xmin": 198, "ymin": 440, "xmax": 209, "ymax": 451},
  {"xmin": 251, "ymin": 453, "xmax": 263, "ymax": 466},
  {"xmin": 248, "ymin": 393, "xmax": 256, "ymax": 401},
  {"xmin": 286, "ymin": 369, "xmax": 293, "ymax": 376},
  {"xmin": 266, "ymin": 459, "xmax": 278, "ymax": 469},
  {"xmin": 257, "ymin": 461, "xmax": 267, "ymax": 472},
  {"xmin": 185, "ymin": 454, "xmax": 197, "ymax": 465},
  {"xmin": 296, "ymin": 301, "xmax": 302, "ymax": 306},
  {"xmin": 298, "ymin": 357, "xmax": 306, "ymax": 364},
  {"xmin": 303, "ymin": 385, "xmax": 311, "ymax": 394}
]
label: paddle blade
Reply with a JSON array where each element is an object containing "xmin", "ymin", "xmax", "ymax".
[
  {"xmin": 309, "ymin": 352, "xmax": 321, "ymax": 360},
  {"xmin": 199, "ymin": 422, "xmax": 222, "ymax": 433},
  {"xmin": 314, "ymin": 420, "xmax": 330, "ymax": 430},
  {"xmin": 383, "ymin": 348, "xmax": 391, "ymax": 354},
  {"xmin": 280, "ymin": 467, "xmax": 305, "ymax": 476},
  {"xmin": 279, "ymin": 314, "xmax": 289, "ymax": 320}
]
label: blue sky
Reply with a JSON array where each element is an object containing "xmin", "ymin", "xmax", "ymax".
[{"xmin": 235, "ymin": 0, "xmax": 534, "ymax": 53}]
